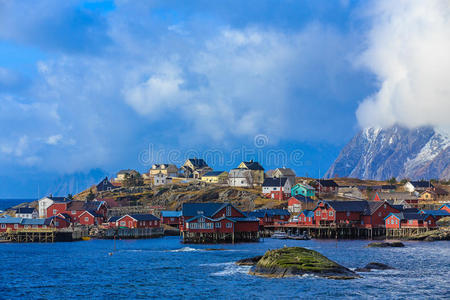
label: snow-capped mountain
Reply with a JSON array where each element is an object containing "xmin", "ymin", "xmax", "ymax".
[{"xmin": 325, "ymin": 126, "xmax": 450, "ymax": 180}]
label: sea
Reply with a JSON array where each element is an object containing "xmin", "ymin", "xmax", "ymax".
[{"xmin": 0, "ymin": 237, "xmax": 448, "ymax": 299}]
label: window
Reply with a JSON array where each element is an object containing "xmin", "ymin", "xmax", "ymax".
[
  {"xmin": 43, "ymin": 225, "xmax": 47, "ymax": 229},
  {"xmin": 170, "ymin": 218, "xmax": 174, "ymax": 221},
  {"xmin": 226, "ymin": 222, "xmax": 232, "ymax": 228},
  {"xmin": 14, "ymin": 224, "xmax": 18, "ymax": 229},
  {"xmin": 55, "ymin": 222, "xmax": 59, "ymax": 226},
  {"xmin": 408, "ymin": 220, "xmax": 413, "ymax": 224},
  {"xmin": 226, "ymin": 206, "xmax": 231, "ymax": 217},
  {"xmin": 120, "ymin": 221, "xmax": 125, "ymax": 226},
  {"xmin": 53, "ymin": 209, "xmax": 57, "ymax": 214},
  {"xmin": 378, "ymin": 212, "xmax": 382, "ymax": 217},
  {"xmin": 25, "ymin": 225, "xmax": 30, "ymax": 229},
  {"xmin": 1, "ymin": 224, "xmax": 5, "ymax": 229},
  {"xmin": 346, "ymin": 211, "xmax": 350, "ymax": 217},
  {"xmin": 316, "ymin": 211, "xmax": 321, "ymax": 216},
  {"xmin": 215, "ymin": 222, "xmax": 221, "ymax": 228},
  {"xmin": 329, "ymin": 211, "xmax": 333, "ymax": 217},
  {"xmin": 85, "ymin": 217, "xmax": 89, "ymax": 222},
  {"xmin": 71, "ymin": 211, "xmax": 76, "ymax": 215}
]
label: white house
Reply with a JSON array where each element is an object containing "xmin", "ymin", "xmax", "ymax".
[
  {"xmin": 228, "ymin": 168, "xmax": 253, "ymax": 187},
  {"xmin": 262, "ymin": 178, "xmax": 292, "ymax": 199},
  {"xmin": 38, "ymin": 196, "xmax": 70, "ymax": 218},
  {"xmin": 15, "ymin": 207, "xmax": 38, "ymax": 219},
  {"xmin": 272, "ymin": 168, "xmax": 296, "ymax": 186}
]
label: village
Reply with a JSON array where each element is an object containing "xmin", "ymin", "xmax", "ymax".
[{"xmin": 1, "ymin": 158, "xmax": 449, "ymax": 243}]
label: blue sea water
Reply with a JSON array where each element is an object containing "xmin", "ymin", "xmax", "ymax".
[{"xmin": 0, "ymin": 237, "xmax": 449, "ymax": 299}]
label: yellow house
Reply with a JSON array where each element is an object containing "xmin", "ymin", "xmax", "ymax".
[
  {"xmin": 149, "ymin": 164, "xmax": 179, "ymax": 177},
  {"xmin": 182, "ymin": 158, "xmax": 212, "ymax": 179},
  {"xmin": 419, "ymin": 190, "xmax": 436, "ymax": 202},
  {"xmin": 237, "ymin": 160, "xmax": 265, "ymax": 186},
  {"xmin": 201, "ymin": 171, "xmax": 229, "ymax": 184}
]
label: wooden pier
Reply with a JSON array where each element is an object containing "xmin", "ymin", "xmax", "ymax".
[
  {"xmin": 386, "ymin": 227, "xmax": 429, "ymax": 238},
  {"xmin": 266, "ymin": 225, "xmax": 387, "ymax": 239},
  {"xmin": 182, "ymin": 231, "xmax": 259, "ymax": 244},
  {"xmin": 0, "ymin": 228, "xmax": 86, "ymax": 243}
]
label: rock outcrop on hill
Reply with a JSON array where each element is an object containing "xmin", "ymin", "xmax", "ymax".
[{"xmin": 325, "ymin": 126, "xmax": 450, "ymax": 180}]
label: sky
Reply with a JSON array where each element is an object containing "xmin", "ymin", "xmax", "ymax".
[{"xmin": 0, "ymin": 0, "xmax": 449, "ymax": 198}]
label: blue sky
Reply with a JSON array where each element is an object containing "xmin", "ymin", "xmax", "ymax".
[{"xmin": 0, "ymin": 0, "xmax": 448, "ymax": 197}]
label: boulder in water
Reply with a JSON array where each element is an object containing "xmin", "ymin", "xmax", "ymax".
[
  {"xmin": 367, "ymin": 242, "xmax": 405, "ymax": 248},
  {"xmin": 248, "ymin": 247, "xmax": 360, "ymax": 279},
  {"xmin": 355, "ymin": 262, "xmax": 395, "ymax": 272},
  {"xmin": 236, "ymin": 255, "xmax": 263, "ymax": 266}
]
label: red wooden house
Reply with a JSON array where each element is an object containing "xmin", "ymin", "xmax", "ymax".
[
  {"xmin": 312, "ymin": 201, "xmax": 367, "ymax": 226},
  {"xmin": 247, "ymin": 209, "xmax": 291, "ymax": 228},
  {"xmin": 78, "ymin": 210, "xmax": 104, "ymax": 226},
  {"xmin": 360, "ymin": 201, "xmax": 401, "ymax": 228},
  {"xmin": 63, "ymin": 200, "xmax": 107, "ymax": 224},
  {"xmin": 295, "ymin": 210, "xmax": 314, "ymax": 226},
  {"xmin": 262, "ymin": 178, "xmax": 292, "ymax": 200},
  {"xmin": 115, "ymin": 214, "xmax": 160, "ymax": 228},
  {"xmin": 0, "ymin": 216, "xmax": 58, "ymax": 232},
  {"xmin": 47, "ymin": 202, "xmax": 70, "ymax": 218},
  {"xmin": 160, "ymin": 211, "xmax": 182, "ymax": 228},
  {"xmin": 287, "ymin": 195, "xmax": 316, "ymax": 214},
  {"xmin": 385, "ymin": 213, "xmax": 436, "ymax": 229},
  {"xmin": 181, "ymin": 203, "xmax": 259, "ymax": 242}
]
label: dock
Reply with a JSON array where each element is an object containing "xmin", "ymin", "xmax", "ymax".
[
  {"xmin": 0, "ymin": 228, "xmax": 85, "ymax": 243},
  {"xmin": 102, "ymin": 227, "xmax": 164, "ymax": 239}
]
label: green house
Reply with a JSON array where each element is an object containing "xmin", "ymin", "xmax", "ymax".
[{"xmin": 291, "ymin": 183, "xmax": 316, "ymax": 197}]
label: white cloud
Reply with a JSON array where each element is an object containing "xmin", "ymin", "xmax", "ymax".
[
  {"xmin": 356, "ymin": 0, "xmax": 450, "ymax": 133},
  {"xmin": 46, "ymin": 134, "xmax": 63, "ymax": 145}
]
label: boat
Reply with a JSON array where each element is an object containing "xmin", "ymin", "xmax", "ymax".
[
  {"xmin": 287, "ymin": 232, "xmax": 311, "ymax": 240},
  {"xmin": 81, "ymin": 236, "xmax": 91, "ymax": 241},
  {"xmin": 271, "ymin": 231, "xmax": 288, "ymax": 239}
]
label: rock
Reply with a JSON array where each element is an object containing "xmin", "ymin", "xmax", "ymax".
[
  {"xmin": 355, "ymin": 262, "xmax": 394, "ymax": 272},
  {"xmin": 236, "ymin": 256, "xmax": 263, "ymax": 266},
  {"xmin": 204, "ymin": 248, "xmax": 228, "ymax": 251},
  {"xmin": 248, "ymin": 247, "xmax": 360, "ymax": 279},
  {"xmin": 367, "ymin": 242, "xmax": 405, "ymax": 248},
  {"xmin": 364, "ymin": 262, "xmax": 394, "ymax": 270}
]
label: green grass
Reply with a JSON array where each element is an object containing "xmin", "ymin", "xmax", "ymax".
[{"xmin": 257, "ymin": 247, "xmax": 339, "ymax": 272}]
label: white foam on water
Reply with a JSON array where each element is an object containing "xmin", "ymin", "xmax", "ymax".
[
  {"xmin": 210, "ymin": 262, "xmax": 251, "ymax": 276},
  {"xmin": 168, "ymin": 247, "xmax": 200, "ymax": 252}
]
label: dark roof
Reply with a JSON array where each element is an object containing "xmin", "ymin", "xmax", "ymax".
[
  {"xmin": 117, "ymin": 169, "xmax": 138, "ymax": 175},
  {"xmin": 96, "ymin": 177, "xmax": 117, "ymax": 191},
  {"xmin": 129, "ymin": 214, "xmax": 159, "ymax": 221},
  {"xmin": 241, "ymin": 161, "xmax": 264, "ymax": 170},
  {"xmin": 67, "ymin": 201, "xmax": 104, "ymax": 211},
  {"xmin": 290, "ymin": 194, "xmax": 315, "ymax": 203},
  {"xmin": 108, "ymin": 216, "xmax": 121, "ymax": 222},
  {"xmin": 317, "ymin": 179, "xmax": 338, "ymax": 187},
  {"xmin": 187, "ymin": 158, "xmax": 208, "ymax": 168},
  {"xmin": 47, "ymin": 196, "xmax": 71, "ymax": 203},
  {"xmin": 182, "ymin": 203, "xmax": 226, "ymax": 217},
  {"xmin": 433, "ymin": 187, "xmax": 449, "ymax": 196},
  {"xmin": 420, "ymin": 210, "xmax": 450, "ymax": 217},
  {"xmin": 299, "ymin": 210, "xmax": 314, "ymax": 218},
  {"xmin": 16, "ymin": 207, "xmax": 36, "ymax": 214},
  {"xmin": 381, "ymin": 185, "xmax": 396, "ymax": 190},
  {"xmin": 409, "ymin": 181, "xmax": 434, "ymax": 188},
  {"xmin": 161, "ymin": 211, "xmax": 182, "ymax": 217},
  {"xmin": 82, "ymin": 210, "xmax": 103, "ymax": 218},
  {"xmin": 251, "ymin": 209, "xmax": 290, "ymax": 216},
  {"xmin": 402, "ymin": 208, "xmax": 419, "ymax": 213},
  {"xmin": 364, "ymin": 201, "xmax": 384, "ymax": 215},
  {"xmin": 389, "ymin": 213, "xmax": 429, "ymax": 221},
  {"xmin": 323, "ymin": 200, "xmax": 368, "ymax": 212},
  {"xmin": 203, "ymin": 171, "xmax": 226, "ymax": 177},
  {"xmin": 262, "ymin": 177, "xmax": 287, "ymax": 187}
]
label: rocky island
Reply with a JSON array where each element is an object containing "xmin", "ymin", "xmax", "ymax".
[{"xmin": 242, "ymin": 247, "xmax": 360, "ymax": 279}]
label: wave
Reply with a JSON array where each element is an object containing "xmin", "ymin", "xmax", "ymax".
[
  {"xmin": 210, "ymin": 262, "xmax": 251, "ymax": 276},
  {"xmin": 168, "ymin": 247, "xmax": 200, "ymax": 252}
]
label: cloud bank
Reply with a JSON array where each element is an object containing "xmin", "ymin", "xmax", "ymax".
[{"xmin": 356, "ymin": 0, "xmax": 450, "ymax": 133}]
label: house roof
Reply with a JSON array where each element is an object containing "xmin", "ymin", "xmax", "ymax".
[
  {"xmin": 322, "ymin": 200, "xmax": 368, "ymax": 212},
  {"xmin": 274, "ymin": 168, "xmax": 296, "ymax": 176},
  {"xmin": 16, "ymin": 207, "xmax": 36, "ymax": 214},
  {"xmin": 0, "ymin": 216, "xmax": 22, "ymax": 224},
  {"xmin": 240, "ymin": 161, "xmax": 264, "ymax": 170},
  {"xmin": 117, "ymin": 169, "xmax": 138, "ymax": 175},
  {"xmin": 363, "ymin": 201, "xmax": 384, "ymax": 215},
  {"xmin": 80, "ymin": 210, "xmax": 103, "ymax": 218},
  {"xmin": 381, "ymin": 185, "xmax": 396, "ymax": 190},
  {"xmin": 377, "ymin": 192, "xmax": 418, "ymax": 201},
  {"xmin": 419, "ymin": 210, "xmax": 450, "ymax": 217},
  {"xmin": 317, "ymin": 179, "xmax": 338, "ymax": 187},
  {"xmin": 203, "ymin": 171, "xmax": 226, "ymax": 177},
  {"xmin": 44, "ymin": 196, "xmax": 71, "ymax": 203},
  {"xmin": 129, "ymin": 214, "xmax": 160, "ymax": 221},
  {"xmin": 440, "ymin": 203, "xmax": 450, "ymax": 209},
  {"xmin": 433, "ymin": 187, "xmax": 449, "ymax": 196},
  {"xmin": 67, "ymin": 200, "xmax": 104, "ymax": 211},
  {"xmin": 289, "ymin": 194, "xmax": 315, "ymax": 203},
  {"xmin": 293, "ymin": 183, "xmax": 315, "ymax": 190},
  {"xmin": 251, "ymin": 209, "xmax": 290, "ymax": 217},
  {"xmin": 299, "ymin": 210, "xmax": 314, "ymax": 218},
  {"xmin": 108, "ymin": 216, "xmax": 121, "ymax": 222},
  {"xmin": 386, "ymin": 212, "xmax": 430, "ymax": 221},
  {"xmin": 182, "ymin": 203, "xmax": 228, "ymax": 217},
  {"xmin": 186, "ymin": 158, "xmax": 208, "ymax": 168},
  {"xmin": 262, "ymin": 177, "xmax": 288, "ymax": 187},
  {"xmin": 161, "ymin": 211, "xmax": 182, "ymax": 217},
  {"xmin": 408, "ymin": 181, "xmax": 434, "ymax": 188},
  {"xmin": 21, "ymin": 218, "xmax": 48, "ymax": 225}
]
